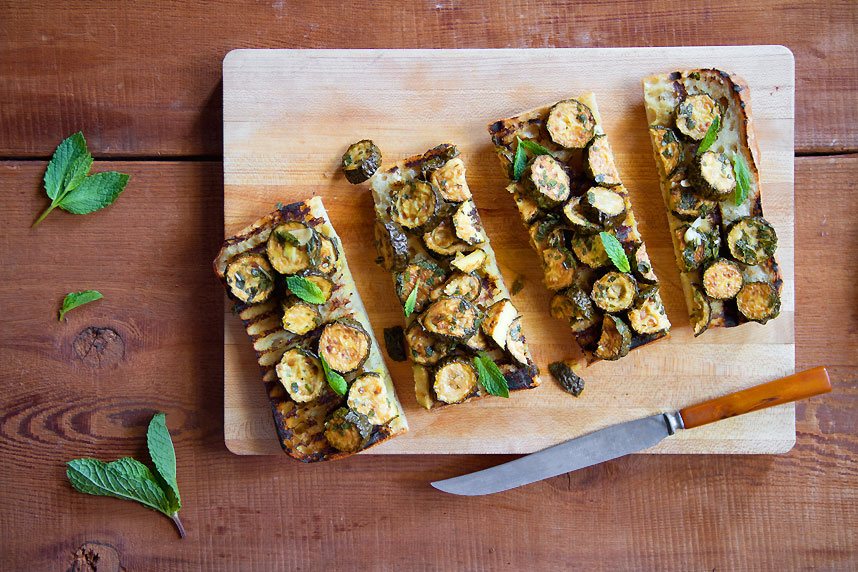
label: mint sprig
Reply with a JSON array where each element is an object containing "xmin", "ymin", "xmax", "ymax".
[
  {"xmin": 518, "ymin": 138, "xmax": 554, "ymax": 157},
  {"xmin": 599, "ymin": 232, "xmax": 630, "ymax": 273},
  {"xmin": 320, "ymin": 354, "xmax": 347, "ymax": 396},
  {"xmin": 59, "ymin": 290, "xmax": 103, "ymax": 321},
  {"xmin": 286, "ymin": 275, "xmax": 326, "ymax": 304},
  {"xmin": 473, "ymin": 353, "xmax": 510, "ymax": 398},
  {"xmin": 731, "ymin": 152, "xmax": 751, "ymax": 206},
  {"xmin": 403, "ymin": 284, "xmax": 419, "ymax": 317},
  {"xmin": 696, "ymin": 115, "xmax": 720, "ymax": 156},
  {"xmin": 512, "ymin": 136, "xmax": 554, "ymax": 182},
  {"xmin": 33, "ymin": 132, "xmax": 130, "ymax": 226}
]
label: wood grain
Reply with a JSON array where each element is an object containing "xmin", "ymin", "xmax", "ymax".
[
  {"xmin": 223, "ymin": 48, "xmax": 795, "ymax": 455},
  {"xmin": 0, "ymin": 157, "xmax": 855, "ymax": 569}
]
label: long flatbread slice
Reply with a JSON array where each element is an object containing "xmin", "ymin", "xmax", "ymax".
[
  {"xmin": 488, "ymin": 93, "xmax": 670, "ymax": 362},
  {"xmin": 368, "ymin": 143, "xmax": 539, "ymax": 409},
  {"xmin": 642, "ymin": 70, "xmax": 783, "ymax": 335},
  {"xmin": 213, "ymin": 197, "xmax": 407, "ymax": 462}
]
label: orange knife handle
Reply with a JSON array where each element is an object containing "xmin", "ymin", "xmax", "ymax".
[{"xmin": 678, "ymin": 367, "xmax": 831, "ymax": 430}]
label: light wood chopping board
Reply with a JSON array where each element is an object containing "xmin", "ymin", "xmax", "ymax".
[{"xmin": 222, "ymin": 47, "xmax": 795, "ymax": 455}]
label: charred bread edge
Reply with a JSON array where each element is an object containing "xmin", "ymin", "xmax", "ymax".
[{"xmin": 214, "ymin": 197, "xmax": 408, "ymax": 462}]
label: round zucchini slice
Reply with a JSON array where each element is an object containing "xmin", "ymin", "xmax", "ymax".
[
  {"xmin": 667, "ymin": 171, "xmax": 717, "ymax": 220},
  {"xmin": 627, "ymin": 288, "xmax": 670, "ymax": 336},
  {"xmin": 674, "ymin": 93, "xmax": 721, "ymax": 141},
  {"xmin": 528, "ymin": 217, "xmax": 565, "ymax": 254},
  {"xmin": 505, "ymin": 316, "xmax": 531, "ymax": 365},
  {"xmin": 545, "ymin": 98, "xmax": 596, "ymax": 149},
  {"xmin": 433, "ymin": 357, "xmax": 479, "ymax": 404},
  {"xmin": 702, "ymin": 258, "xmax": 744, "ymax": 300},
  {"xmin": 420, "ymin": 296, "xmax": 480, "ymax": 342},
  {"xmin": 390, "ymin": 179, "xmax": 439, "ymax": 231},
  {"xmin": 591, "ymin": 272, "xmax": 638, "ymax": 313},
  {"xmin": 318, "ymin": 319, "xmax": 371, "ymax": 374},
  {"xmin": 347, "ymin": 372, "xmax": 397, "ymax": 425},
  {"xmin": 267, "ymin": 221, "xmax": 316, "ymax": 275},
  {"xmin": 275, "ymin": 347, "xmax": 325, "ymax": 403},
  {"xmin": 325, "ymin": 407, "xmax": 372, "ymax": 453},
  {"xmin": 582, "ymin": 186, "xmax": 626, "ymax": 228},
  {"xmin": 525, "ymin": 154, "xmax": 571, "ymax": 209},
  {"xmin": 225, "ymin": 252, "xmax": 275, "ymax": 304},
  {"xmin": 675, "ymin": 220, "xmax": 720, "ymax": 272},
  {"xmin": 342, "ymin": 139, "xmax": 382, "ymax": 184},
  {"xmin": 691, "ymin": 151, "xmax": 736, "ymax": 200},
  {"xmin": 736, "ymin": 282, "xmax": 781, "ymax": 324},
  {"xmin": 513, "ymin": 186, "xmax": 541, "ymax": 225},
  {"xmin": 541, "ymin": 247, "xmax": 578, "ymax": 291},
  {"xmin": 299, "ymin": 269, "xmax": 334, "ymax": 303},
  {"xmin": 430, "ymin": 272, "xmax": 481, "ymax": 302},
  {"xmin": 585, "ymin": 135, "xmax": 622, "ymax": 186},
  {"xmin": 452, "ymin": 200, "xmax": 487, "ymax": 246},
  {"xmin": 649, "ymin": 126, "xmax": 684, "ymax": 177},
  {"xmin": 280, "ymin": 296, "xmax": 322, "ymax": 335},
  {"xmin": 726, "ymin": 217, "xmax": 778, "ymax": 265},
  {"xmin": 594, "ymin": 314, "xmax": 632, "ymax": 361},
  {"xmin": 405, "ymin": 320, "xmax": 452, "ymax": 366},
  {"xmin": 423, "ymin": 217, "xmax": 470, "ymax": 257},
  {"xmin": 309, "ymin": 232, "xmax": 339, "ymax": 275},
  {"xmin": 571, "ymin": 232, "xmax": 610, "ymax": 269},
  {"xmin": 549, "ymin": 287, "xmax": 599, "ymax": 332},
  {"xmin": 373, "ymin": 220, "xmax": 409, "ymax": 272},
  {"xmin": 562, "ymin": 196, "xmax": 602, "ymax": 234},
  {"xmin": 631, "ymin": 244, "xmax": 658, "ymax": 285},
  {"xmin": 429, "ymin": 156, "xmax": 472, "ymax": 203},
  {"xmin": 689, "ymin": 283, "xmax": 712, "ymax": 337},
  {"xmin": 395, "ymin": 259, "xmax": 446, "ymax": 314}
]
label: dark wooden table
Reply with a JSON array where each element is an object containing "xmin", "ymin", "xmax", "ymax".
[{"xmin": 1, "ymin": 2, "xmax": 856, "ymax": 570}]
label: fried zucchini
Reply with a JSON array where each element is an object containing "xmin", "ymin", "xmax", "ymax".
[
  {"xmin": 420, "ymin": 143, "xmax": 460, "ymax": 176},
  {"xmin": 505, "ymin": 316, "xmax": 530, "ymax": 365},
  {"xmin": 225, "ymin": 252, "xmax": 275, "ymax": 304},
  {"xmin": 342, "ymin": 139, "xmax": 382, "ymax": 184},
  {"xmin": 463, "ymin": 327, "xmax": 491, "ymax": 352},
  {"xmin": 324, "ymin": 407, "xmax": 372, "ymax": 453},
  {"xmin": 414, "ymin": 365, "xmax": 434, "ymax": 410},
  {"xmin": 430, "ymin": 272, "xmax": 481, "ymax": 302},
  {"xmin": 280, "ymin": 296, "xmax": 322, "ymax": 335},
  {"xmin": 726, "ymin": 217, "xmax": 778, "ymax": 265},
  {"xmin": 383, "ymin": 326, "xmax": 407, "ymax": 362},
  {"xmin": 423, "ymin": 217, "xmax": 470, "ymax": 257},
  {"xmin": 318, "ymin": 319, "xmax": 371, "ymax": 374},
  {"xmin": 702, "ymin": 258, "xmax": 744, "ymax": 300},
  {"xmin": 631, "ymin": 243, "xmax": 659, "ymax": 284},
  {"xmin": 309, "ymin": 233, "xmax": 339, "ymax": 276},
  {"xmin": 450, "ymin": 248, "xmax": 487, "ymax": 274},
  {"xmin": 582, "ymin": 186, "xmax": 626, "ymax": 228},
  {"xmin": 562, "ymin": 196, "xmax": 602, "ymax": 234},
  {"xmin": 736, "ymin": 282, "xmax": 781, "ymax": 324},
  {"xmin": 591, "ymin": 272, "xmax": 638, "ymax": 313},
  {"xmin": 585, "ymin": 135, "xmax": 622, "ymax": 186},
  {"xmin": 570, "ymin": 232, "xmax": 610, "ymax": 269},
  {"xmin": 524, "ymin": 155, "xmax": 571, "ymax": 209},
  {"xmin": 420, "ymin": 296, "xmax": 480, "ymax": 342},
  {"xmin": 452, "ymin": 200, "xmax": 487, "ymax": 245},
  {"xmin": 667, "ymin": 171, "xmax": 717, "ymax": 220},
  {"xmin": 528, "ymin": 217, "xmax": 565, "ymax": 254},
  {"xmin": 429, "ymin": 156, "xmax": 472, "ymax": 202},
  {"xmin": 548, "ymin": 361, "xmax": 585, "ymax": 397},
  {"xmin": 545, "ymin": 98, "xmax": 596, "ymax": 149},
  {"xmin": 627, "ymin": 287, "xmax": 670, "ymax": 335},
  {"xmin": 482, "ymin": 298, "xmax": 518, "ymax": 349},
  {"xmin": 373, "ymin": 220, "xmax": 409, "ymax": 272},
  {"xmin": 347, "ymin": 372, "xmax": 397, "ymax": 425},
  {"xmin": 674, "ymin": 93, "xmax": 721, "ymax": 141},
  {"xmin": 275, "ymin": 347, "xmax": 325, "ymax": 403},
  {"xmin": 594, "ymin": 314, "xmax": 632, "ymax": 361},
  {"xmin": 689, "ymin": 283, "xmax": 712, "ymax": 337},
  {"xmin": 395, "ymin": 259, "xmax": 446, "ymax": 314},
  {"xmin": 267, "ymin": 221, "xmax": 315, "ymax": 275},
  {"xmin": 691, "ymin": 151, "xmax": 736, "ymax": 200},
  {"xmin": 541, "ymin": 247, "xmax": 578, "ymax": 291},
  {"xmin": 549, "ymin": 287, "xmax": 599, "ymax": 332},
  {"xmin": 433, "ymin": 357, "xmax": 479, "ymax": 404},
  {"xmin": 390, "ymin": 180, "xmax": 439, "ymax": 231},
  {"xmin": 513, "ymin": 185, "xmax": 541, "ymax": 224},
  {"xmin": 405, "ymin": 321, "xmax": 452, "ymax": 366},
  {"xmin": 299, "ymin": 269, "xmax": 334, "ymax": 303},
  {"xmin": 675, "ymin": 219, "xmax": 720, "ymax": 272},
  {"xmin": 649, "ymin": 126, "xmax": 684, "ymax": 177}
]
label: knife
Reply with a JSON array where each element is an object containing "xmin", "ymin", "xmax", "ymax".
[{"xmin": 431, "ymin": 367, "xmax": 831, "ymax": 496}]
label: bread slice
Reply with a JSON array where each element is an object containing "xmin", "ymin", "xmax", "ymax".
[
  {"xmin": 213, "ymin": 197, "xmax": 407, "ymax": 461},
  {"xmin": 488, "ymin": 93, "xmax": 670, "ymax": 363},
  {"xmin": 642, "ymin": 70, "xmax": 783, "ymax": 335},
  {"xmin": 369, "ymin": 143, "xmax": 539, "ymax": 410}
]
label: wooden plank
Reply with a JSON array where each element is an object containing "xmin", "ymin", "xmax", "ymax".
[
  {"xmin": 0, "ymin": 1, "xmax": 856, "ymax": 157},
  {"xmin": 0, "ymin": 158, "xmax": 854, "ymax": 570},
  {"xmin": 222, "ymin": 48, "xmax": 795, "ymax": 455}
]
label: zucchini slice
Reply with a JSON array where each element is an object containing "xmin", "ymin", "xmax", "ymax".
[
  {"xmin": 482, "ymin": 298, "xmax": 518, "ymax": 349},
  {"xmin": 726, "ymin": 217, "xmax": 778, "ymax": 265},
  {"xmin": 549, "ymin": 287, "xmax": 599, "ymax": 332},
  {"xmin": 528, "ymin": 217, "xmax": 565, "ymax": 254},
  {"xmin": 562, "ymin": 196, "xmax": 602, "ymax": 234},
  {"xmin": 649, "ymin": 126, "xmax": 684, "ymax": 177},
  {"xmin": 463, "ymin": 327, "xmax": 491, "ymax": 352},
  {"xmin": 689, "ymin": 283, "xmax": 712, "ymax": 337},
  {"xmin": 736, "ymin": 282, "xmax": 781, "ymax": 324},
  {"xmin": 545, "ymin": 98, "xmax": 596, "ymax": 149},
  {"xmin": 383, "ymin": 326, "xmax": 408, "ymax": 362},
  {"xmin": 373, "ymin": 220, "xmax": 409, "ymax": 272},
  {"xmin": 342, "ymin": 139, "xmax": 382, "ymax": 184},
  {"xmin": 275, "ymin": 347, "xmax": 326, "ymax": 403},
  {"xmin": 429, "ymin": 157, "xmax": 472, "ymax": 203},
  {"xmin": 433, "ymin": 357, "xmax": 479, "ymax": 404},
  {"xmin": 430, "ymin": 272, "xmax": 481, "ymax": 302},
  {"xmin": 667, "ymin": 171, "xmax": 717, "ymax": 220},
  {"xmin": 267, "ymin": 221, "xmax": 316, "ymax": 275},
  {"xmin": 420, "ymin": 143, "xmax": 461, "ymax": 176},
  {"xmin": 582, "ymin": 186, "xmax": 627, "ymax": 228},
  {"xmin": 548, "ymin": 361, "xmax": 585, "ymax": 397},
  {"xmin": 390, "ymin": 180, "xmax": 439, "ymax": 231},
  {"xmin": 452, "ymin": 200, "xmax": 488, "ymax": 246},
  {"xmin": 451, "ymin": 248, "xmax": 487, "ymax": 274},
  {"xmin": 541, "ymin": 247, "xmax": 578, "ymax": 291},
  {"xmin": 674, "ymin": 93, "xmax": 721, "ymax": 141},
  {"xmin": 513, "ymin": 185, "xmax": 542, "ymax": 224},
  {"xmin": 324, "ymin": 407, "xmax": 372, "ymax": 453},
  {"xmin": 423, "ymin": 217, "xmax": 470, "ymax": 257},
  {"xmin": 691, "ymin": 151, "xmax": 736, "ymax": 200},
  {"xmin": 299, "ymin": 269, "xmax": 334, "ymax": 303},
  {"xmin": 594, "ymin": 314, "xmax": 632, "ymax": 361},
  {"xmin": 675, "ymin": 218, "xmax": 720, "ymax": 272},
  {"xmin": 585, "ymin": 135, "xmax": 622, "ymax": 186},
  {"xmin": 395, "ymin": 259, "xmax": 446, "ymax": 314},
  {"xmin": 225, "ymin": 252, "xmax": 275, "ymax": 304},
  {"xmin": 525, "ymin": 154, "xmax": 571, "ymax": 209},
  {"xmin": 505, "ymin": 316, "xmax": 531, "ymax": 365},
  {"xmin": 280, "ymin": 296, "xmax": 322, "ymax": 335},
  {"xmin": 318, "ymin": 319, "xmax": 371, "ymax": 374},
  {"xmin": 309, "ymin": 232, "xmax": 339, "ymax": 275},
  {"xmin": 571, "ymin": 232, "xmax": 610, "ymax": 269},
  {"xmin": 347, "ymin": 372, "xmax": 397, "ymax": 425},
  {"xmin": 627, "ymin": 287, "xmax": 670, "ymax": 336},
  {"xmin": 631, "ymin": 244, "xmax": 659, "ymax": 284},
  {"xmin": 420, "ymin": 296, "xmax": 480, "ymax": 342},
  {"xmin": 405, "ymin": 320, "xmax": 452, "ymax": 366},
  {"xmin": 414, "ymin": 365, "xmax": 435, "ymax": 410},
  {"xmin": 591, "ymin": 272, "xmax": 638, "ymax": 313},
  {"xmin": 702, "ymin": 258, "xmax": 744, "ymax": 300}
]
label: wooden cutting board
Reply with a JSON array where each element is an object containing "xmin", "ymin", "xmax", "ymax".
[{"xmin": 222, "ymin": 47, "xmax": 795, "ymax": 455}]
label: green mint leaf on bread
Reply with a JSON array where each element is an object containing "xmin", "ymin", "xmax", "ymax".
[
  {"xmin": 286, "ymin": 275, "xmax": 326, "ymax": 304},
  {"xmin": 320, "ymin": 354, "xmax": 348, "ymax": 396},
  {"xmin": 473, "ymin": 353, "xmax": 510, "ymax": 398},
  {"xmin": 599, "ymin": 232, "xmax": 630, "ymax": 273}
]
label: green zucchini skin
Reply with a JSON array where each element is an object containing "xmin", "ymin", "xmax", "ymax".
[
  {"xmin": 689, "ymin": 283, "xmax": 712, "ymax": 337},
  {"xmin": 383, "ymin": 326, "xmax": 408, "ymax": 362},
  {"xmin": 395, "ymin": 258, "xmax": 447, "ymax": 314},
  {"xmin": 690, "ymin": 151, "xmax": 736, "ymax": 200},
  {"xmin": 674, "ymin": 93, "xmax": 721, "ymax": 141},
  {"xmin": 582, "ymin": 186, "xmax": 626, "ymax": 228},
  {"xmin": 736, "ymin": 281, "xmax": 781, "ymax": 324},
  {"xmin": 267, "ymin": 221, "xmax": 316, "ymax": 275},
  {"xmin": 649, "ymin": 126, "xmax": 684, "ymax": 177},
  {"xmin": 298, "ymin": 269, "xmax": 335, "ymax": 302},
  {"xmin": 545, "ymin": 98, "xmax": 596, "ymax": 149},
  {"xmin": 631, "ymin": 244, "xmax": 659, "ymax": 284},
  {"xmin": 405, "ymin": 320, "xmax": 452, "ymax": 366},
  {"xmin": 309, "ymin": 232, "xmax": 339, "ymax": 275},
  {"xmin": 225, "ymin": 252, "xmax": 275, "ymax": 304},
  {"xmin": 726, "ymin": 216, "xmax": 778, "ymax": 265},
  {"xmin": 373, "ymin": 220, "xmax": 409, "ymax": 272},
  {"xmin": 590, "ymin": 272, "xmax": 638, "ymax": 313},
  {"xmin": 420, "ymin": 143, "xmax": 460, "ymax": 177},
  {"xmin": 433, "ymin": 356, "xmax": 479, "ymax": 404},
  {"xmin": 318, "ymin": 319, "xmax": 372, "ymax": 374},
  {"xmin": 675, "ymin": 220, "xmax": 721, "ymax": 272},
  {"xmin": 702, "ymin": 258, "xmax": 744, "ymax": 300},
  {"xmin": 342, "ymin": 139, "xmax": 382, "ymax": 184},
  {"xmin": 390, "ymin": 180, "xmax": 440, "ymax": 232},
  {"xmin": 667, "ymin": 170, "xmax": 717, "ymax": 221},
  {"xmin": 627, "ymin": 286, "xmax": 670, "ymax": 336},
  {"xmin": 562, "ymin": 196, "xmax": 602, "ymax": 234},
  {"xmin": 524, "ymin": 155, "xmax": 572, "ymax": 209},
  {"xmin": 549, "ymin": 287, "xmax": 599, "ymax": 332},
  {"xmin": 548, "ymin": 361, "xmax": 585, "ymax": 396},
  {"xmin": 423, "ymin": 217, "xmax": 470, "ymax": 257},
  {"xmin": 570, "ymin": 232, "xmax": 610, "ymax": 269},
  {"xmin": 594, "ymin": 314, "xmax": 632, "ymax": 361},
  {"xmin": 324, "ymin": 407, "xmax": 372, "ymax": 452},
  {"xmin": 420, "ymin": 296, "xmax": 480, "ymax": 343}
]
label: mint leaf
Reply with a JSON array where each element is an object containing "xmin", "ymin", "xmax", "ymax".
[
  {"xmin": 59, "ymin": 171, "xmax": 130, "ymax": 214},
  {"xmin": 320, "ymin": 354, "xmax": 347, "ymax": 396},
  {"xmin": 274, "ymin": 229, "xmax": 300, "ymax": 247},
  {"xmin": 473, "ymin": 353, "xmax": 509, "ymax": 398},
  {"xmin": 599, "ymin": 232, "xmax": 630, "ymax": 273},
  {"xmin": 286, "ymin": 275, "xmax": 326, "ymax": 304},
  {"xmin": 696, "ymin": 115, "xmax": 720, "ymax": 156},
  {"xmin": 44, "ymin": 132, "xmax": 88, "ymax": 201},
  {"xmin": 512, "ymin": 137, "xmax": 527, "ymax": 182},
  {"xmin": 403, "ymin": 284, "xmax": 419, "ymax": 317},
  {"xmin": 59, "ymin": 290, "xmax": 103, "ymax": 321},
  {"xmin": 147, "ymin": 413, "xmax": 180, "ymax": 512},
  {"xmin": 518, "ymin": 138, "xmax": 554, "ymax": 157},
  {"xmin": 732, "ymin": 152, "xmax": 751, "ymax": 206},
  {"xmin": 67, "ymin": 457, "xmax": 172, "ymax": 515}
]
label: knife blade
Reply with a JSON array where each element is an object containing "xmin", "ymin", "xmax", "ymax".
[{"xmin": 431, "ymin": 367, "xmax": 831, "ymax": 496}]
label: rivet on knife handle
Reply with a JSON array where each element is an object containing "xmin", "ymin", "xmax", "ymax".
[{"xmin": 678, "ymin": 366, "xmax": 831, "ymax": 430}]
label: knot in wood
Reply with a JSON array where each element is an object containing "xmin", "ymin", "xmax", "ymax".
[{"xmin": 73, "ymin": 327, "xmax": 125, "ymax": 367}]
